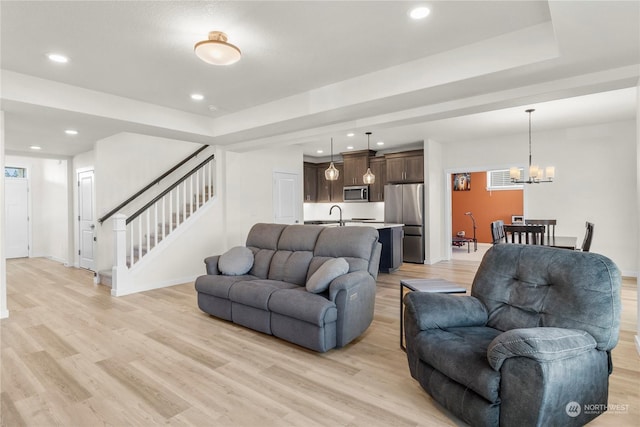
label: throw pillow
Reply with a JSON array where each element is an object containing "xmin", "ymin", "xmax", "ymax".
[
  {"xmin": 306, "ymin": 258, "xmax": 349, "ymax": 293},
  {"xmin": 218, "ymin": 246, "xmax": 254, "ymax": 276}
]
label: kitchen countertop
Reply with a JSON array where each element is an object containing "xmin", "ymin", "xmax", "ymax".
[{"xmin": 304, "ymin": 220, "xmax": 403, "ymax": 229}]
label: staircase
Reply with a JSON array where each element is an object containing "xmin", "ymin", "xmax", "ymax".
[
  {"xmin": 125, "ymin": 188, "xmax": 214, "ymax": 266},
  {"xmin": 98, "ymin": 149, "xmax": 215, "ymax": 289}
]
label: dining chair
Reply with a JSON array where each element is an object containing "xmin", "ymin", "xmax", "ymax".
[
  {"xmin": 580, "ymin": 221, "xmax": 595, "ymax": 252},
  {"xmin": 490, "ymin": 220, "xmax": 505, "ymax": 244},
  {"xmin": 525, "ymin": 219, "xmax": 556, "ymax": 240},
  {"xmin": 503, "ymin": 224, "xmax": 545, "ymax": 245}
]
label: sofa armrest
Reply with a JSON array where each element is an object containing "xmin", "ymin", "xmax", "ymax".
[
  {"xmin": 327, "ymin": 270, "xmax": 377, "ymax": 347},
  {"xmin": 328, "ymin": 270, "xmax": 371, "ymax": 301},
  {"xmin": 404, "ymin": 292, "xmax": 488, "ymax": 330},
  {"xmin": 204, "ymin": 255, "xmax": 221, "ymax": 275},
  {"xmin": 487, "ymin": 327, "xmax": 597, "ymax": 371}
]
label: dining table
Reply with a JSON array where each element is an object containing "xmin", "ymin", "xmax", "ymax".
[
  {"xmin": 504, "ymin": 224, "xmax": 577, "ymax": 250},
  {"xmin": 543, "ymin": 235, "xmax": 578, "ymax": 250}
]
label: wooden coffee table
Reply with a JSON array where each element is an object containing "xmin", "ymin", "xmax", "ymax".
[{"xmin": 400, "ymin": 278, "xmax": 467, "ymax": 350}]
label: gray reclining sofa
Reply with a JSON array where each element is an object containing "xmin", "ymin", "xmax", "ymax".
[
  {"xmin": 404, "ymin": 244, "xmax": 621, "ymax": 426},
  {"xmin": 195, "ymin": 223, "xmax": 382, "ymax": 352}
]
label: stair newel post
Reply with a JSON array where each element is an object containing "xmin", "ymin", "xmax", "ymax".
[{"xmin": 111, "ymin": 213, "xmax": 129, "ymax": 296}]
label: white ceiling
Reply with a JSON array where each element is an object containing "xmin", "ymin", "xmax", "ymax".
[{"xmin": 1, "ymin": 1, "xmax": 638, "ymax": 159}]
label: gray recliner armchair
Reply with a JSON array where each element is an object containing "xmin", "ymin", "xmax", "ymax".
[{"xmin": 404, "ymin": 244, "xmax": 621, "ymax": 426}]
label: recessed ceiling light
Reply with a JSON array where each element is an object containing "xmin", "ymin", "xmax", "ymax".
[
  {"xmin": 65, "ymin": 129, "xmax": 78, "ymax": 135},
  {"xmin": 376, "ymin": 141, "xmax": 385, "ymax": 146},
  {"xmin": 347, "ymin": 133, "xmax": 355, "ymax": 137},
  {"xmin": 409, "ymin": 6, "xmax": 431, "ymax": 20},
  {"xmin": 190, "ymin": 93, "xmax": 205, "ymax": 101},
  {"xmin": 347, "ymin": 146, "xmax": 354, "ymax": 150},
  {"xmin": 47, "ymin": 53, "xmax": 69, "ymax": 63},
  {"xmin": 316, "ymin": 149, "xmax": 324, "ymax": 154},
  {"xmin": 30, "ymin": 145, "xmax": 42, "ymax": 150}
]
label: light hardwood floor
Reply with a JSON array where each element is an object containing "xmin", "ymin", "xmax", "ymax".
[{"xmin": 1, "ymin": 257, "xmax": 638, "ymax": 426}]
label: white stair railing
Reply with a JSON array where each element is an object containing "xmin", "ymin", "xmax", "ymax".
[{"xmin": 118, "ymin": 154, "xmax": 215, "ymax": 269}]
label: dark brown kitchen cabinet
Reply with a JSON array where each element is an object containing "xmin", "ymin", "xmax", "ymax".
[
  {"xmin": 385, "ymin": 150, "xmax": 424, "ymax": 183},
  {"xmin": 316, "ymin": 162, "xmax": 344, "ymax": 202},
  {"xmin": 303, "ymin": 162, "xmax": 317, "ymax": 202},
  {"xmin": 368, "ymin": 157, "xmax": 386, "ymax": 202},
  {"xmin": 342, "ymin": 150, "xmax": 376, "ymax": 186}
]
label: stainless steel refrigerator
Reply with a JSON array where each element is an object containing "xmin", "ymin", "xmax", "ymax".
[{"xmin": 384, "ymin": 183, "xmax": 424, "ymax": 263}]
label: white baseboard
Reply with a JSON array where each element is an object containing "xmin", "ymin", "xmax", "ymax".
[
  {"xmin": 111, "ymin": 274, "xmax": 199, "ymax": 297},
  {"xmin": 0, "ymin": 309, "xmax": 8, "ymax": 319},
  {"xmin": 620, "ymin": 270, "xmax": 638, "ymax": 278}
]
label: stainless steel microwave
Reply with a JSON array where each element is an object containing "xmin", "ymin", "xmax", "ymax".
[{"xmin": 343, "ymin": 185, "xmax": 369, "ymax": 202}]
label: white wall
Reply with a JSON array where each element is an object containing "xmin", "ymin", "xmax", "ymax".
[
  {"xmin": 636, "ymin": 81, "xmax": 640, "ymax": 353},
  {"xmin": 93, "ymin": 133, "xmax": 203, "ymax": 272},
  {"xmin": 424, "ymin": 139, "xmax": 445, "ymax": 264},
  {"xmin": 5, "ymin": 155, "xmax": 70, "ymax": 264},
  {"xmin": 122, "ymin": 148, "xmax": 226, "ymax": 292},
  {"xmin": 225, "ymin": 145, "xmax": 304, "ymax": 247},
  {"xmin": 438, "ymin": 120, "xmax": 637, "ymax": 275},
  {"xmin": 0, "ymin": 111, "xmax": 8, "ymax": 318}
]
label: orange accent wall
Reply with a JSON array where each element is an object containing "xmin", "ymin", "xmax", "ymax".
[{"xmin": 452, "ymin": 172, "xmax": 523, "ymax": 243}]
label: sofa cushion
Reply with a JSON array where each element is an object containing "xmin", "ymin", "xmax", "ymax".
[
  {"xmin": 311, "ymin": 226, "xmax": 378, "ymax": 276},
  {"xmin": 306, "ymin": 257, "xmax": 349, "ymax": 293},
  {"xmin": 246, "ymin": 223, "xmax": 288, "ymax": 279},
  {"xmin": 246, "ymin": 223, "xmax": 287, "ymax": 249},
  {"xmin": 278, "ymin": 225, "xmax": 324, "ymax": 251},
  {"xmin": 228, "ymin": 279, "xmax": 298, "ymax": 310},
  {"xmin": 218, "ymin": 246, "xmax": 254, "ymax": 276},
  {"xmin": 194, "ymin": 274, "xmax": 258, "ymax": 299},
  {"xmin": 414, "ymin": 326, "xmax": 502, "ymax": 403},
  {"xmin": 268, "ymin": 250, "xmax": 314, "ymax": 285},
  {"xmin": 269, "ymin": 288, "xmax": 337, "ymax": 326}
]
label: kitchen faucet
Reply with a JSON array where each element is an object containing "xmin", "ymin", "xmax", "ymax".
[{"xmin": 329, "ymin": 205, "xmax": 344, "ymax": 226}]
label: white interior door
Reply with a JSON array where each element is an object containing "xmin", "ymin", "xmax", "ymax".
[
  {"xmin": 78, "ymin": 170, "xmax": 96, "ymax": 270},
  {"xmin": 5, "ymin": 179, "xmax": 29, "ymax": 258},
  {"xmin": 273, "ymin": 172, "xmax": 300, "ymax": 224}
]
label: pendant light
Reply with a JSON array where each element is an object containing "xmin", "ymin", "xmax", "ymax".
[
  {"xmin": 362, "ymin": 132, "xmax": 375, "ymax": 184},
  {"xmin": 510, "ymin": 109, "xmax": 555, "ymax": 184},
  {"xmin": 325, "ymin": 138, "xmax": 339, "ymax": 181}
]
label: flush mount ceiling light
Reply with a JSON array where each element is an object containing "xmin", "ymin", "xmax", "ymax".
[
  {"xmin": 47, "ymin": 53, "xmax": 69, "ymax": 63},
  {"xmin": 190, "ymin": 93, "xmax": 205, "ymax": 101},
  {"xmin": 510, "ymin": 109, "xmax": 555, "ymax": 184},
  {"xmin": 30, "ymin": 145, "xmax": 42, "ymax": 150},
  {"xmin": 362, "ymin": 132, "xmax": 376, "ymax": 185},
  {"xmin": 65, "ymin": 129, "xmax": 78, "ymax": 135},
  {"xmin": 194, "ymin": 31, "xmax": 241, "ymax": 65},
  {"xmin": 409, "ymin": 6, "xmax": 431, "ymax": 20}
]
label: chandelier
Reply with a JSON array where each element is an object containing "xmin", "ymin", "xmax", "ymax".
[{"xmin": 510, "ymin": 109, "xmax": 555, "ymax": 184}]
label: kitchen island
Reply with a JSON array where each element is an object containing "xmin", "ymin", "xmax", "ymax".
[{"xmin": 304, "ymin": 220, "xmax": 404, "ymax": 273}]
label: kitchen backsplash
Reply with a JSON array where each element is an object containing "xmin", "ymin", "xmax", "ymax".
[{"xmin": 304, "ymin": 202, "xmax": 385, "ymax": 221}]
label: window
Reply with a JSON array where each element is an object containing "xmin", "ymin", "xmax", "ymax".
[
  {"xmin": 4, "ymin": 167, "xmax": 27, "ymax": 178},
  {"xmin": 486, "ymin": 169, "xmax": 522, "ymax": 190}
]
